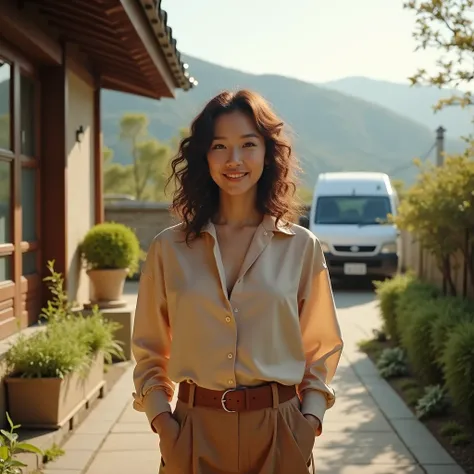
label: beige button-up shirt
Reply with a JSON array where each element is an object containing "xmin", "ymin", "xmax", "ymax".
[{"xmin": 132, "ymin": 214, "xmax": 343, "ymax": 429}]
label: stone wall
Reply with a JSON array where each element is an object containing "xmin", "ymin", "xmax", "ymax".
[{"xmin": 105, "ymin": 201, "xmax": 178, "ymax": 253}]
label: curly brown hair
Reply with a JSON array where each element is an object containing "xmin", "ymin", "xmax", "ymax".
[{"xmin": 167, "ymin": 89, "xmax": 302, "ymax": 243}]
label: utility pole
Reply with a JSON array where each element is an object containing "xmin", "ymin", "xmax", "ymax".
[{"xmin": 436, "ymin": 126, "xmax": 446, "ymax": 166}]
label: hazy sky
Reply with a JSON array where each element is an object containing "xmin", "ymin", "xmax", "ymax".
[{"xmin": 161, "ymin": 0, "xmax": 439, "ymax": 85}]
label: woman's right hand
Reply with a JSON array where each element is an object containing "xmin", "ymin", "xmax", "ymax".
[{"xmin": 153, "ymin": 412, "xmax": 180, "ymax": 463}]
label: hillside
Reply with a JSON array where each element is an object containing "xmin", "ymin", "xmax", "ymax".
[
  {"xmin": 323, "ymin": 76, "xmax": 473, "ymax": 138},
  {"xmin": 102, "ymin": 55, "xmax": 464, "ymax": 187}
]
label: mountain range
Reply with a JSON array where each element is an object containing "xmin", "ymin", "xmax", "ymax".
[{"xmin": 102, "ymin": 55, "xmax": 469, "ymax": 187}]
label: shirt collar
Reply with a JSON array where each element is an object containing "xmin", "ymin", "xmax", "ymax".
[{"xmin": 202, "ymin": 214, "xmax": 295, "ymax": 236}]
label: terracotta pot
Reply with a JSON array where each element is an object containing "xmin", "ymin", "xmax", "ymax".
[
  {"xmin": 5, "ymin": 352, "xmax": 105, "ymax": 429},
  {"xmin": 87, "ymin": 268, "xmax": 128, "ymax": 305}
]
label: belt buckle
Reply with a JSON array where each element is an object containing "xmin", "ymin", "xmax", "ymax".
[{"xmin": 221, "ymin": 388, "xmax": 237, "ymax": 413}]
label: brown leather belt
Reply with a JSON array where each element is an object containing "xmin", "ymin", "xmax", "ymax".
[{"xmin": 178, "ymin": 382, "xmax": 297, "ymax": 413}]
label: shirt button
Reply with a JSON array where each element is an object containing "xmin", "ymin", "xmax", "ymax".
[
  {"xmin": 233, "ymin": 308, "xmax": 238, "ymax": 313},
  {"xmin": 227, "ymin": 353, "xmax": 233, "ymax": 359},
  {"xmin": 228, "ymin": 379, "xmax": 234, "ymax": 385},
  {"xmin": 225, "ymin": 316, "xmax": 231, "ymax": 323},
  {"xmin": 263, "ymin": 231, "xmax": 268, "ymax": 236}
]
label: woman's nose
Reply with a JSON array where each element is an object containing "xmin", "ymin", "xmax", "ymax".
[{"xmin": 226, "ymin": 148, "xmax": 242, "ymax": 165}]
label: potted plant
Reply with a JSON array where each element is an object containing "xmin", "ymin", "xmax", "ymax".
[
  {"xmin": 4, "ymin": 263, "xmax": 124, "ymax": 429},
  {"xmin": 80, "ymin": 222, "xmax": 140, "ymax": 307}
]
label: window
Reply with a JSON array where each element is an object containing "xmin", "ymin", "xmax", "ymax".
[{"xmin": 315, "ymin": 196, "xmax": 392, "ymax": 225}]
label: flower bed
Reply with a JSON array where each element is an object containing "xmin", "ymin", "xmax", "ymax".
[{"xmin": 359, "ymin": 274, "xmax": 474, "ymax": 473}]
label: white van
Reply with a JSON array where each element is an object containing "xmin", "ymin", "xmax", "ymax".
[{"xmin": 309, "ymin": 172, "xmax": 400, "ymax": 279}]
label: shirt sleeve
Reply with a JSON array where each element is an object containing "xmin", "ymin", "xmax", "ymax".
[
  {"xmin": 131, "ymin": 236, "xmax": 175, "ymax": 430},
  {"xmin": 297, "ymin": 235, "xmax": 343, "ymax": 436}
]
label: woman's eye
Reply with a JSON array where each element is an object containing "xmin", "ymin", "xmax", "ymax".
[
  {"xmin": 211, "ymin": 144, "xmax": 225, "ymax": 150},
  {"xmin": 243, "ymin": 142, "xmax": 257, "ymax": 148}
]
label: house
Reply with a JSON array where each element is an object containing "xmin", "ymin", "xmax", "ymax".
[{"xmin": 0, "ymin": 0, "xmax": 195, "ymax": 340}]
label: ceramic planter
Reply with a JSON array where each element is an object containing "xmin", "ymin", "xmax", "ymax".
[
  {"xmin": 87, "ymin": 268, "xmax": 128, "ymax": 308},
  {"xmin": 5, "ymin": 352, "xmax": 105, "ymax": 429}
]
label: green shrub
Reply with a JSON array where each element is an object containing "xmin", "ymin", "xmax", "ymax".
[
  {"xmin": 439, "ymin": 421, "xmax": 464, "ymax": 437},
  {"xmin": 442, "ymin": 321, "xmax": 474, "ymax": 421},
  {"xmin": 374, "ymin": 274, "xmax": 413, "ymax": 342},
  {"xmin": 81, "ymin": 222, "xmax": 140, "ymax": 275},
  {"xmin": 430, "ymin": 298, "xmax": 474, "ymax": 368},
  {"xmin": 5, "ymin": 321, "xmax": 90, "ymax": 378},
  {"xmin": 400, "ymin": 299, "xmax": 444, "ymax": 384},
  {"xmin": 72, "ymin": 308, "xmax": 125, "ymax": 364},
  {"xmin": 376, "ymin": 347, "xmax": 408, "ymax": 378},
  {"xmin": 415, "ymin": 385, "xmax": 449, "ymax": 419},
  {"xmin": 395, "ymin": 279, "xmax": 440, "ymax": 342},
  {"xmin": 450, "ymin": 433, "xmax": 471, "ymax": 447}
]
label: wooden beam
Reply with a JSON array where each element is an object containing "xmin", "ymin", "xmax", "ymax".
[
  {"xmin": 0, "ymin": 1, "xmax": 61, "ymax": 65},
  {"xmin": 93, "ymin": 85, "xmax": 104, "ymax": 224},
  {"xmin": 40, "ymin": 54, "xmax": 68, "ymax": 302},
  {"xmin": 119, "ymin": 0, "xmax": 175, "ymax": 97},
  {"xmin": 101, "ymin": 75, "xmax": 165, "ymax": 99}
]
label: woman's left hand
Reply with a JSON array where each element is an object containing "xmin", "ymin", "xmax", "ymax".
[{"xmin": 304, "ymin": 414, "xmax": 321, "ymax": 436}]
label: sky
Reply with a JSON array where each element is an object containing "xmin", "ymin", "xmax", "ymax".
[{"xmin": 161, "ymin": 0, "xmax": 439, "ymax": 85}]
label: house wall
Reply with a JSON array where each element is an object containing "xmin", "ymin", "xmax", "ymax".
[{"xmin": 66, "ymin": 69, "xmax": 95, "ymax": 304}]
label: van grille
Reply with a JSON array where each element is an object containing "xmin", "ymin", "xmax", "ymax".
[{"xmin": 334, "ymin": 245, "xmax": 376, "ymax": 253}]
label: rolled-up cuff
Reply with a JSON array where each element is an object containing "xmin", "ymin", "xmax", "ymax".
[
  {"xmin": 141, "ymin": 389, "xmax": 172, "ymax": 429},
  {"xmin": 301, "ymin": 390, "xmax": 328, "ymax": 435}
]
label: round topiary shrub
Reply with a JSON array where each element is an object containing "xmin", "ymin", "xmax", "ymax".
[
  {"xmin": 442, "ymin": 321, "xmax": 474, "ymax": 422},
  {"xmin": 81, "ymin": 222, "xmax": 140, "ymax": 275}
]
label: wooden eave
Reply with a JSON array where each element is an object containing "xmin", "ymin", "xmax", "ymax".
[{"xmin": 21, "ymin": 0, "xmax": 194, "ymax": 99}]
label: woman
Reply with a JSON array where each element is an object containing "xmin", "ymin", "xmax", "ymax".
[{"xmin": 132, "ymin": 89, "xmax": 343, "ymax": 474}]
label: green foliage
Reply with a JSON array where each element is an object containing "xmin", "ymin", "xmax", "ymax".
[
  {"xmin": 40, "ymin": 260, "xmax": 75, "ymax": 321},
  {"xmin": 415, "ymin": 384, "xmax": 449, "ymax": 420},
  {"xmin": 42, "ymin": 443, "xmax": 65, "ymax": 463},
  {"xmin": 440, "ymin": 421, "xmax": 464, "ymax": 437},
  {"xmin": 404, "ymin": 0, "xmax": 474, "ymax": 112},
  {"xmin": 430, "ymin": 298, "xmax": 474, "ymax": 368},
  {"xmin": 0, "ymin": 412, "xmax": 42, "ymax": 474},
  {"xmin": 442, "ymin": 322, "xmax": 474, "ymax": 420},
  {"xmin": 450, "ymin": 433, "xmax": 471, "ymax": 447},
  {"xmin": 394, "ymin": 155, "xmax": 474, "ymax": 296},
  {"xmin": 103, "ymin": 113, "xmax": 180, "ymax": 202},
  {"xmin": 395, "ymin": 278, "xmax": 440, "ymax": 342},
  {"xmin": 376, "ymin": 347, "xmax": 409, "ymax": 379},
  {"xmin": 400, "ymin": 299, "xmax": 444, "ymax": 384},
  {"xmin": 81, "ymin": 222, "xmax": 140, "ymax": 274},
  {"xmin": 405, "ymin": 387, "xmax": 424, "ymax": 407},
  {"xmin": 5, "ymin": 262, "xmax": 124, "ymax": 378},
  {"xmin": 5, "ymin": 323, "xmax": 89, "ymax": 379},
  {"xmin": 374, "ymin": 274, "xmax": 414, "ymax": 342},
  {"xmin": 73, "ymin": 308, "xmax": 124, "ymax": 364}
]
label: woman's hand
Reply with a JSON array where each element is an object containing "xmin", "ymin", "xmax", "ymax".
[
  {"xmin": 304, "ymin": 414, "xmax": 321, "ymax": 436},
  {"xmin": 152, "ymin": 412, "xmax": 180, "ymax": 463}
]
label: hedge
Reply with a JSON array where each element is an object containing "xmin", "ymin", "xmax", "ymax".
[{"xmin": 376, "ymin": 274, "xmax": 474, "ymax": 421}]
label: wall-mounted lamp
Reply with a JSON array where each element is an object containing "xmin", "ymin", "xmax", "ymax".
[{"xmin": 76, "ymin": 125, "xmax": 84, "ymax": 143}]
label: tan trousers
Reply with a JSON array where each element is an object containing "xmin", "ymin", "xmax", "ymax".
[{"xmin": 159, "ymin": 384, "xmax": 315, "ymax": 474}]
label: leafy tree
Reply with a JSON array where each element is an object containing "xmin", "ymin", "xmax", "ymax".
[
  {"xmin": 394, "ymin": 154, "xmax": 474, "ymax": 296},
  {"xmin": 404, "ymin": 0, "xmax": 474, "ymax": 113}
]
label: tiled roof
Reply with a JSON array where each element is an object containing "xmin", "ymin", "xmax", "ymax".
[{"xmin": 141, "ymin": 0, "xmax": 197, "ymax": 91}]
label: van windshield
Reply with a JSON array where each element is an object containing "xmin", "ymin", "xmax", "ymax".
[{"xmin": 314, "ymin": 196, "xmax": 392, "ymax": 225}]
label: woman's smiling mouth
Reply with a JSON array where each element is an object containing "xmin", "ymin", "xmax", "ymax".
[{"xmin": 223, "ymin": 172, "xmax": 249, "ymax": 181}]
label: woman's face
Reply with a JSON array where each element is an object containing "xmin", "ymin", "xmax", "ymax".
[{"xmin": 207, "ymin": 111, "xmax": 266, "ymax": 198}]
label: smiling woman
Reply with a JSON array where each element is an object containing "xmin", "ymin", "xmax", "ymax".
[
  {"xmin": 167, "ymin": 89, "xmax": 302, "ymax": 243},
  {"xmin": 132, "ymin": 89, "xmax": 344, "ymax": 474}
]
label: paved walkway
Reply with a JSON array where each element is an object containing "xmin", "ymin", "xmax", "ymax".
[{"xmin": 43, "ymin": 286, "xmax": 466, "ymax": 474}]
